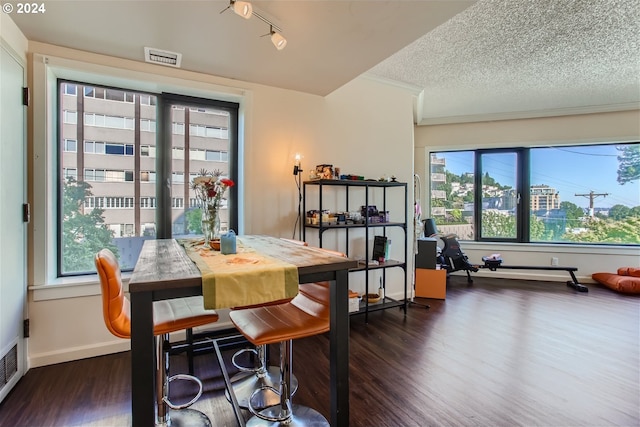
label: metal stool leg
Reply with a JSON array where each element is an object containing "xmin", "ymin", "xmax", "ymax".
[
  {"xmin": 227, "ymin": 343, "xmax": 298, "ymax": 410},
  {"xmin": 246, "ymin": 340, "xmax": 328, "ymax": 427},
  {"xmin": 155, "ymin": 334, "xmax": 212, "ymax": 427}
]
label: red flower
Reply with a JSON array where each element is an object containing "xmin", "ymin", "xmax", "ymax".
[
  {"xmin": 207, "ymin": 188, "xmax": 217, "ymax": 198},
  {"xmin": 221, "ymin": 178, "xmax": 235, "ymax": 188}
]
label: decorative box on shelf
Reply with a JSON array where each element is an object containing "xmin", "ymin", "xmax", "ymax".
[{"xmin": 348, "ymin": 290, "xmax": 361, "ymax": 312}]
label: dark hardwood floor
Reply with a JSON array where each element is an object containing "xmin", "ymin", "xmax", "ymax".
[{"xmin": 1, "ymin": 276, "xmax": 638, "ymax": 427}]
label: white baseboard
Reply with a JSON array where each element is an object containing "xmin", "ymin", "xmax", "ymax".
[
  {"xmin": 27, "ymin": 319, "xmax": 235, "ymax": 369},
  {"xmin": 28, "ymin": 339, "xmax": 131, "ymax": 369}
]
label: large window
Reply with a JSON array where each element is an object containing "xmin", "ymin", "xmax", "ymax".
[
  {"xmin": 58, "ymin": 81, "xmax": 239, "ymax": 276},
  {"xmin": 429, "ymin": 143, "xmax": 640, "ymax": 245}
]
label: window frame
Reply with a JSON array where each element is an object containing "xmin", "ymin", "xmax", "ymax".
[
  {"xmin": 57, "ymin": 80, "xmax": 240, "ymax": 277},
  {"xmin": 429, "ymin": 143, "xmax": 639, "ymax": 246}
]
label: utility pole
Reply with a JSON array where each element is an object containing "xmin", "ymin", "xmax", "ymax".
[{"xmin": 575, "ymin": 190, "xmax": 609, "ymax": 217}]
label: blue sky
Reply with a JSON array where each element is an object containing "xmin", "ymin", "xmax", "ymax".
[{"xmin": 437, "ymin": 144, "xmax": 639, "ymax": 209}]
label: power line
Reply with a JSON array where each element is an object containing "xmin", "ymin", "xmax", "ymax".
[{"xmin": 575, "ymin": 190, "xmax": 609, "ymax": 216}]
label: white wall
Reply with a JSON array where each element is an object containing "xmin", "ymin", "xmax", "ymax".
[
  {"xmin": 1, "ymin": 12, "xmax": 27, "ymax": 61},
  {"xmin": 414, "ymin": 111, "xmax": 640, "ymax": 282},
  {"xmin": 24, "ymin": 43, "xmax": 417, "ymax": 367}
]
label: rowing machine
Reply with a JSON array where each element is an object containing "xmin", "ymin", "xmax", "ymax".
[{"xmin": 480, "ymin": 256, "xmax": 588, "ymax": 292}]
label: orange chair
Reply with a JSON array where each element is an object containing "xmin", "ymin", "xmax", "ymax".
[
  {"xmin": 225, "ymin": 238, "xmax": 310, "ymax": 409},
  {"xmin": 229, "ymin": 291, "xmax": 331, "ymax": 426},
  {"xmin": 227, "ymin": 240, "xmax": 341, "ymax": 413},
  {"xmin": 95, "ymin": 249, "xmax": 219, "ymax": 426}
]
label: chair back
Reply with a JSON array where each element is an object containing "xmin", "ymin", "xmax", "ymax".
[{"xmin": 95, "ymin": 249, "xmax": 131, "ymax": 339}]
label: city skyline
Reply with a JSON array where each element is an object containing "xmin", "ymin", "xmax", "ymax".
[{"xmin": 437, "ymin": 144, "xmax": 639, "ymax": 210}]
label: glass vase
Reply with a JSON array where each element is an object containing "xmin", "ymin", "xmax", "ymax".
[{"xmin": 201, "ymin": 201, "xmax": 221, "ymax": 247}]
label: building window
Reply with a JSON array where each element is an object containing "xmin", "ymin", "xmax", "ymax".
[
  {"xmin": 63, "ymin": 83, "xmax": 77, "ymax": 96},
  {"xmin": 140, "ymin": 119, "xmax": 156, "ymax": 132},
  {"xmin": 63, "ymin": 139, "xmax": 77, "ymax": 152},
  {"xmin": 140, "ymin": 145, "xmax": 156, "ymax": 157},
  {"xmin": 84, "ymin": 86, "xmax": 134, "ymax": 103},
  {"xmin": 105, "ymin": 197, "xmax": 135, "ymax": 208},
  {"xmin": 205, "ymin": 150, "xmax": 229, "ymax": 162},
  {"xmin": 429, "ymin": 143, "xmax": 640, "ymax": 245},
  {"xmin": 173, "ymin": 122, "xmax": 185, "ymax": 135},
  {"xmin": 172, "ymin": 172, "xmax": 184, "ymax": 183},
  {"xmin": 172, "ymin": 147, "xmax": 184, "ymax": 160},
  {"xmin": 63, "ymin": 110, "xmax": 77, "ymax": 124},
  {"xmin": 140, "ymin": 171, "xmax": 156, "ymax": 182},
  {"xmin": 189, "ymin": 124, "xmax": 228, "ymax": 139},
  {"xmin": 140, "ymin": 95, "xmax": 156, "ymax": 106},
  {"xmin": 63, "ymin": 168, "xmax": 77, "ymax": 180},
  {"xmin": 140, "ymin": 197, "xmax": 157, "ymax": 208},
  {"xmin": 84, "ymin": 140, "xmax": 105, "ymax": 154},
  {"xmin": 84, "ymin": 113, "xmax": 135, "ymax": 130}
]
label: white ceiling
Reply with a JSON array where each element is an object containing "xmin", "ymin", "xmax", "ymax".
[{"xmin": 9, "ymin": 0, "xmax": 640, "ymax": 125}]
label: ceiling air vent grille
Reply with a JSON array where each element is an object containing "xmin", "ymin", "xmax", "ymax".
[{"xmin": 144, "ymin": 47, "xmax": 182, "ymax": 68}]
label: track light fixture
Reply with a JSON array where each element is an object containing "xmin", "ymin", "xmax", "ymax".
[
  {"xmin": 221, "ymin": 0, "xmax": 252, "ymax": 19},
  {"xmin": 232, "ymin": 0, "xmax": 253, "ymax": 19},
  {"xmin": 269, "ymin": 25, "xmax": 287, "ymax": 50},
  {"xmin": 221, "ymin": 1, "xmax": 287, "ymax": 50}
]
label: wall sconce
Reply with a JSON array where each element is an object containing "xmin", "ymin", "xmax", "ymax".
[
  {"xmin": 221, "ymin": 1, "xmax": 287, "ymax": 51},
  {"xmin": 293, "ymin": 153, "xmax": 303, "ymax": 176}
]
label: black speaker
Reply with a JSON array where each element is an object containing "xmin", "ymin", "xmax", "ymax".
[
  {"xmin": 423, "ymin": 218, "xmax": 438, "ymax": 237},
  {"xmin": 415, "ymin": 238, "xmax": 437, "ymax": 269}
]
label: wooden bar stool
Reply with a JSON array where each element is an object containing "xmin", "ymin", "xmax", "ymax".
[
  {"xmin": 95, "ymin": 249, "xmax": 219, "ymax": 427},
  {"xmin": 229, "ymin": 291, "xmax": 331, "ymax": 426}
]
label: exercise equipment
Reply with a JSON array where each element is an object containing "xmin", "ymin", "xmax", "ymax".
[
  {"xmin": 479, "ymin": 256, "xmax": 588, "ymax": 292},
  {"xmin": 424, "ymin": 219, "xmax": 588, "ymax": 293}
]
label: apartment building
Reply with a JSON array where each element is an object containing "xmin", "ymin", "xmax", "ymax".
[{"xmin": 60, "ymin": 82, "xmax": 231, "ymax": 239}]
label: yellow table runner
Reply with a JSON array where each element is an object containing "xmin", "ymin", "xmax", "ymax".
[{"xmin": 178, "ymin": 237, "xmax": 299, "ymax": 309}]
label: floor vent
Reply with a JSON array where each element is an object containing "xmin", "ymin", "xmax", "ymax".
[
  {"xmin": 0, "ymin": 345, "xmax": 17, "ymax": 389},
  {"xmin": 144, "ymin": 47, "xmax": 182, "ymax": 68}
]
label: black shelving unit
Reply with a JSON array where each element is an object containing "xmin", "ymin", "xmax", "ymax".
[{"xmin": 303, "ymin": 179, "xmax": 408, "ymax": 321}]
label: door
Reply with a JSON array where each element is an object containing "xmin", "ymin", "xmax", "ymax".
[{"xmin": 0, "ymin": 44, "xmax": 27, "ymax": 403}]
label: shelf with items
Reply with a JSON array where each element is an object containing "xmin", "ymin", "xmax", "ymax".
[
  {"xmin": 304, "ymin": 222, "xmax": 406, "ymax": 230},
  {"xmin": 302, "ymin": 179, "xmax": 408, "ymax": 321}
]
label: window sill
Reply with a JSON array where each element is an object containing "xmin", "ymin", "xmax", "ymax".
[{"xmin": 30, "ymin": 273, "xmax": 131, "ymax": 301}]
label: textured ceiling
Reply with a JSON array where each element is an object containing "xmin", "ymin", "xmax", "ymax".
[
  {"xmin": 8, "ymin": 0, "xmax": 640, "ymax": 125},
  {"xmin": 367, "ymin": 0, "xmax": 640, "ymax": 124},
  {"xmin": 8, "ymin": 1, "xmax": 472, "ymax": 98}
]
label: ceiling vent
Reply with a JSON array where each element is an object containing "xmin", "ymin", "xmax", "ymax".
[{"xmin": 144, "ymin": 47, "xmax": 182, "ymax": 68}]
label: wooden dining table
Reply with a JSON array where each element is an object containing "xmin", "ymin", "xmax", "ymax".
[{"xmin": 128, "ymin": 235, "xmax": 358, "ymax": 426}]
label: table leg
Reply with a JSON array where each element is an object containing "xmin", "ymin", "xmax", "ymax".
[
  {"xmin": 330, "ymin": 269, "xmax": 350, "ymax": 427},
  {"xmin": 130, "ymin": 291, "xmax": 156, "ymax": 426}
]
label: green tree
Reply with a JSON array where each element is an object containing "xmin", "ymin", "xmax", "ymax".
[
  {"xmin": 186, "ymin": 208, "xmax": 203, "ymax": 233},
  {"xmin": 481, "ymin": 211, "xmax": 516, "ymax": 238},
  {"xmin": 62, "ymin": 178, "xmax": 118, "ymax": 273},
  {"xmin": 563, "ymin": 216, "xmax": 640, "ymax": 244},
  {"xmin": 616, "ymin": 144, "xmax": 640, "ymax": 185},
  {"xmin": 529, "ymin": 214, "xmax": 547, "ymax": 240},
  {"xmin": 559, "ymin": 201, "xmax": 585, "ymax": 229},
  {"xmin": 608, "ymin": 204, "xmax": 632, "ymax": 220}
]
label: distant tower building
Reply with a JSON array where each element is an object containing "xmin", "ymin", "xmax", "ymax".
[
  {"xmin": 530, "ymin": 185, "xmax": 560, "ymax": 211},
  {"xmin": 430, "ymin": 154, "xmax": 447, "ymax": 217}
]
